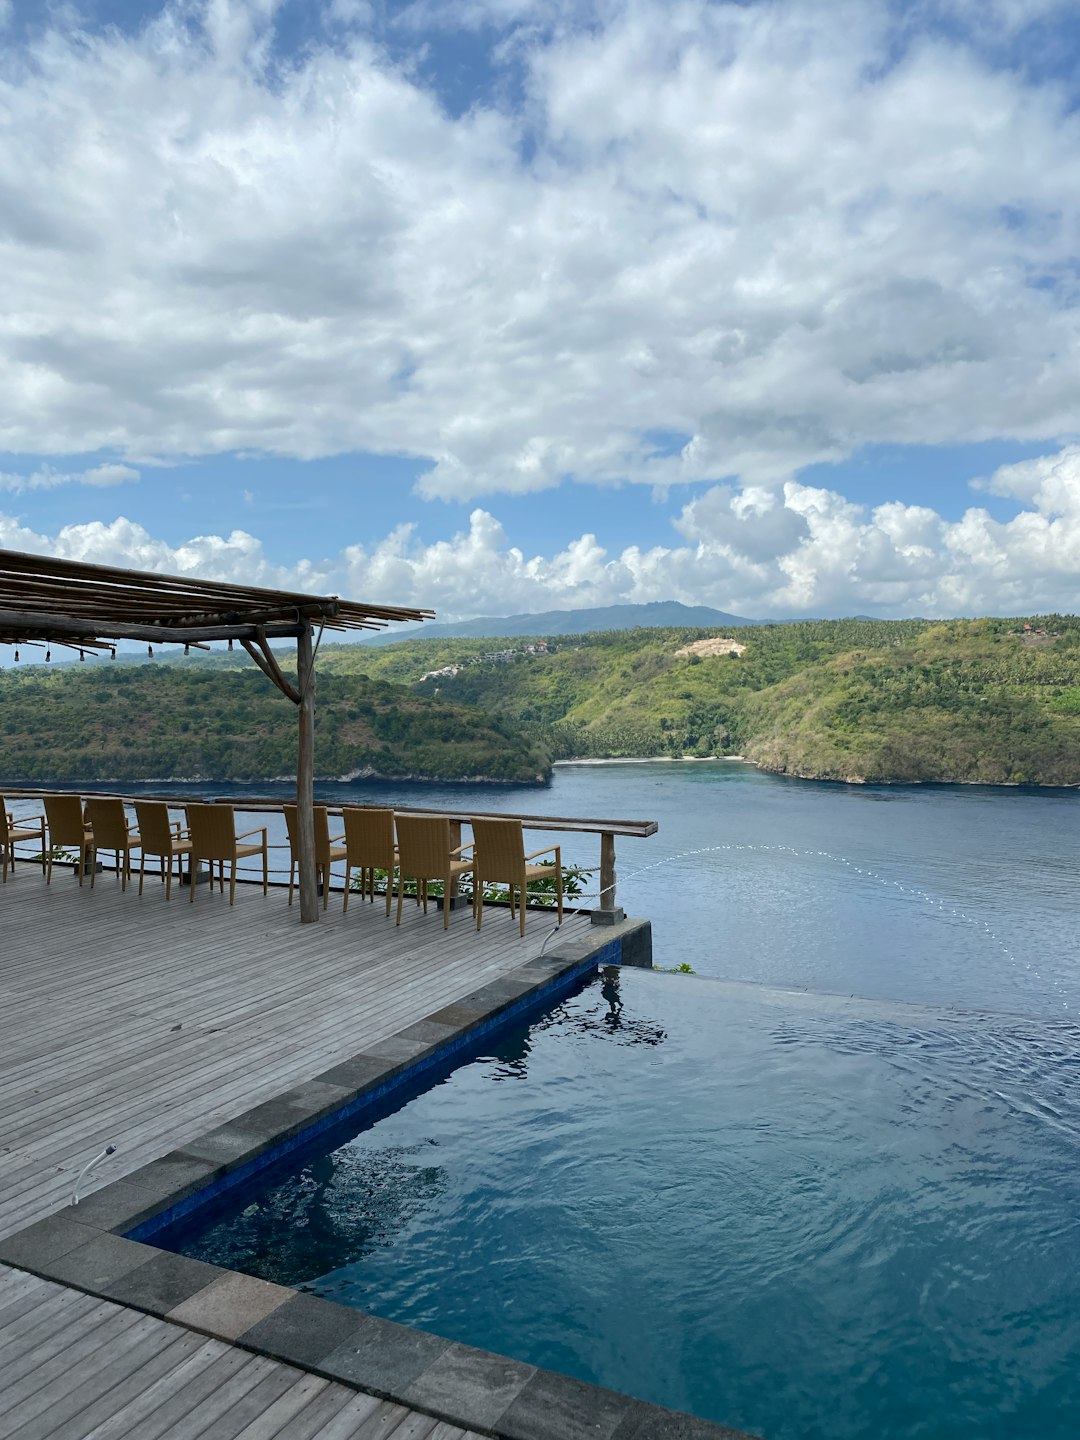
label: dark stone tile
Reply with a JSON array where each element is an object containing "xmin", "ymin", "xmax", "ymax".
[
  {"xmin": 364, "ymin": 1035, "xmax": 431, "ymax": 1065},
  {"xmin": 167, "ymin": 1271, "xmax": 295, "ymax": 1341},
  {"xmin": 100, "ymin": 1248, "xmax": 225, "ymax": 1315},
  {"xmin": 46, "ymin": 1233, "xmax": 158, "ymax": 1292},
  {"xmin": 240, "ymin": 1291, "xmax": 368, "ymax": 1369},
  {"xmin": 394, "ymin": 1019, "xmax": 458, "ymax": 1048},
  {"xmin": 224, "ymin": 1085, "xmax": 346, "ymax": 1150},
  {"xmin": 425, "ymin": 1002, "xmax": 486, "ymax": 1029},
  {"xmin": 612, "ymin": 1401, "xmax": 754, "ymax": 1439},
  {"xmin": 312, "ymin": 1053, "xmax": 398, "ymax": 1092},
  {"xmin": 403, "ymin": 1341, "xmax": 536, "ymax": 1430},
  {"xmin": 180, "ymin": 1124, "xmax": 271, "ymax": 1170},
  {"xmin": 456, "ymin": 977, "xmax": 536, "ymax": 1012},
  {"xmin": 615, "ymin": 919, "xmax": 653, "ymax": 971},
  {"xmin": 123, "ymin": 1151, "xmax": 221, "ymax": 1204},
  {"xmin": 64, "ymin": 1180, "xmax": 166, "ymax": 1233},
  {"xmin": 498, "ymin": 1369, "xmax": 634, "ymax": 1440},
  {"xmin": 321, "ymin": 1313, "xmax": 451, "ymax": 1397},
  {"xmin": 0, "ymin": 1213, "xmax": 101, "ymax": 1269}
]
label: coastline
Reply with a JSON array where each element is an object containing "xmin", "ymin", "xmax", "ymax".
[{"xmin": 553, "ymin": 754, "xmax": 748, "ymax": 766}]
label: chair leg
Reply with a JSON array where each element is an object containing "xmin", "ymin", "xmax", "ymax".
[
  {"xmin": 343, "ymin": 867, "xmax": 351, "ymax": 914},
  {"xmin": 443, "ymin": 887, "xmax": 451, "ymax": 929},
  {"xmin": 139, "ymin": 853, "xmax": 146, "ymax": 896},
  {"xmin": 322, "ymin": 864, "xmax": 329, "ymax": 911},
  {"xmin": 230, "ymin": 861, "xmax": 237, "ymax": 906},
  {"xmin": 520, "ymin": 883, "xmax": 526, "ymax": 937},
  {"xmin": 165, "ymin": 854, "xmax": 172, "ymax": 901},
  {"xmin": 476, "ymin": 883, "xmax": 483, "ymax": 931},
  {"xmin": 263, "ymin": 845, "xmax": 268, "ymax": 897},
  {"xmin": 46, "ymin": 846, "xmax": 52, "ymax": 885},
  {"xmin": 556, "ymin": 867, "xmax": 563, "ymax": 924},
  {"xmin": 385, "ymin": 867, "xmax": 392, "ymax": 918},
  {"xmin": 288, "ymin": 857, "xmax": 295, "ymax": 906},
  {"xmin": 190, "ymin": 855, "xmax": 197, "ymax": 901},
  {"xmin": 395, "ymin": 873, "xmax": 404, "ymax": 926},
  {"xmin": 88, "ymin": 844, "xmax": 96, "ymax": 889}
]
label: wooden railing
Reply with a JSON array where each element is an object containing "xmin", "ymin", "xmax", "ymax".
[{"xmin": 2, "ymin": 789, "xmax": 658, "ymax": 914}]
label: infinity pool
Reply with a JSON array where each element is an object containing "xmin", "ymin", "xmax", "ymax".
[{"xmin": 160, "ymin": 969, "xmax": 1080, "ymax": 1440}]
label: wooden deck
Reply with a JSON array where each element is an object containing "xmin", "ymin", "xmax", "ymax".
[
  {"xmin": 0, "ymin": 1268, "xmax": 484, "ymax": 1439},
  {"xmin": 0, "ymin": 866, "xmax": 590, "ymax": 1437}
]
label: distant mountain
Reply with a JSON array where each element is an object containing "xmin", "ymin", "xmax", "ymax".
[{"xmin": 362, "ymin": 601, "xmax": 756, "ymax": 645}]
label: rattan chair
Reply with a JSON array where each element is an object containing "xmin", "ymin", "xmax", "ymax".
[
  {"xmin": 0, "ymin": 798, "xmax": 46, "ymax": 883},
  {"xmin": 341, "ymin": 807, "xmax": 398, "ymax": 916},
  {"xmin": 186, "ymin": 804, "xmax": 268, "ymax": 905},
  {"xmin": 44, "ymin": 794, "xmax": 94, "ymax": 886},
  {"xmin": 283, "ymin": 804, "xmax": 347, "ymax": 910},
  {"xmin": 471, "ymin": 816, "xmax": 563, "ymax": 936},
  {"xmin": 86, "ymin": 798, "xmax": 142, "ymax": 892},
  {"xmin": 133, "ymin": 801, "xmax": 192, "ymax": 900},
  {"xmin": 394, "ymin": 814, "xmax": 473, "ymax": 929}
]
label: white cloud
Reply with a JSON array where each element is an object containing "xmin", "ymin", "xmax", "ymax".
[
  {"xmin": 1, "ymin": 1, "xmax": 1080, "ymax": 500},
  {"xmin": 7, "ymin": 446, "xmax": 1080, "ymax": 620},
  {"xmin": 0, "ymin": 463, "xmax": 139, "ymax": 494}
]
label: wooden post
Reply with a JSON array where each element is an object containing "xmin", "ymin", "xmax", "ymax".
[
  {"xmin": 296, "ymin": 622, "xmax": 319, "ymax": 923},
  {"xmin": 599, "ymin": 831, "xmax": 616, "ymax": 910}
]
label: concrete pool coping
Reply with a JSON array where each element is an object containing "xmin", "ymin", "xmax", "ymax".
[{"xmin": 0, "ymin": 916, "xmax": 753, "ymax": 1440}]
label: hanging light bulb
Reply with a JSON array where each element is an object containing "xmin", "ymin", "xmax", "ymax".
[
  {"xmin": 228, "ymin": 638, "xmax": 234, "ymax": 651},
  {"xmin": 79, "ymin": 650, "xmax": 86, "ymax": 662},
  {"xmin": 14, "ymin": 648, "xmax": 19, "ymax": 662},
  {"xmin": 148, "ymin": 644, "xmax": 154, "ymax": 657},
  {"xmin": 45, "ymin": 649, "xmax": 51, "ymax": 662},
  {"xmin": 184, "ymin": 644, "xmax": 190, "ymax": 656}
]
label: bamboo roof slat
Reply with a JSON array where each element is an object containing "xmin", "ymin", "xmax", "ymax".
[{"xmin": 0, "ymin": 549, "xmax": 432, "ymax": 648}]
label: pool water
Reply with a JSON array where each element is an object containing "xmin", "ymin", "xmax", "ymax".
[{"xmin": 162, "ymin": 969, "xmax": 1080, "ymax": 1440}]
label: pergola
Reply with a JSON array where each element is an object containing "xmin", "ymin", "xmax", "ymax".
[{"xmin": 0, "ymin": 548, "xmax": 433, "ymax": 921}]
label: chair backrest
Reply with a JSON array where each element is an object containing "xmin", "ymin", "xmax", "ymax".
[
  {"xmin": 86, "ymin": 798, "xmax": 129, "ymax": 850},
  {"xmin": 471, "ymin": 817, "xmax": 525, "ymax": 885},
  {"xmin": 186, "ymin": 803, "xmax": 237, "ymax": 861},
  {"xmin": 283, "ymin": 804, "xmax": 333, "ymax": 862},
  {"xmin": 44, "ymin": 794, "xmax": 88, "ymax": 846},
  {"xmin": 134, "ymin": 801, "xmax": 176, "ymax": 854},
  {"xmin": 395, "ymin": 814, "xmax": 452, "ymax": 879},
  {"xmin": 342, "ymin": 808, "xmax": 395, "ymax": 867}
]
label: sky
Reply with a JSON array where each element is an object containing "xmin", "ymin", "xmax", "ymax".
[{"xmin": 3, "ymin": 0, "xmax": 1080, "ymax": 627}]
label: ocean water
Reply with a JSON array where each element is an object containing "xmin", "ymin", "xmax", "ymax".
[{"xmin": 44, "ymin": 758, "xmax": 1078, "ymax": 1016}]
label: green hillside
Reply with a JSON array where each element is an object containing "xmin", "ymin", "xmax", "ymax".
[
  {"xmin": 4, "ymin": 615, "xmax": 1079, "ymax": 787},
  {"xmin": 323, "ymin": 615, "xmax": 1080, "ymax": 786},
  {"xmin": 0, "ymin": 662, "xmax": 550, "ymax": 785}
]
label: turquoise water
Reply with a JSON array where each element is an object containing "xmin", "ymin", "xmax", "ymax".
[{"xmin": 166, "ymin": 969, "xmax": 1080, "ymax": 1439}]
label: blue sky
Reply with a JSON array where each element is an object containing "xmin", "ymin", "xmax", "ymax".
[{"xmin": 3, "ymin": 0, "xmax": 1080, "ymax": 624}]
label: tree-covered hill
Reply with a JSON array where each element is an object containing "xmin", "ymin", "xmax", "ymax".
[
  {"xmin": 4, "ymin": 615, "xmax": 1079, "ymax": 787},
  {"xmin": 321, "ymin": 615, "xmax": 1080, "ymax": 786},
  {"xmin": 0, "ymin": 661, "xmax": 550, "ymax": 785}
]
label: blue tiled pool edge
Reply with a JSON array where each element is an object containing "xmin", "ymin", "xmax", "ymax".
[{"xmin": 0, "ymin": 916, "xmax": 751, "ymax": 1439}]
